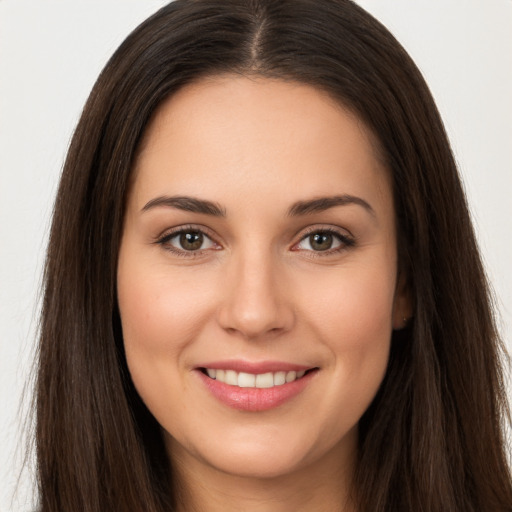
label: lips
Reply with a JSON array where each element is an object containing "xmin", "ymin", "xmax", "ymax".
[{"xmin": 196, "ymin": 361, "xmax": 318, "ymax": 411}]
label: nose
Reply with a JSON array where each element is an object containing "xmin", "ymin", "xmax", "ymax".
[{"xmin": 217, "ymin": 249, "xmax": 295, "ymax": 340}]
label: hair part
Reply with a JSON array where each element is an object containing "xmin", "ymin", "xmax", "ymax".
[{"xmin": 35, "ymin": 1, "xmax": 511, "ymax": 511}]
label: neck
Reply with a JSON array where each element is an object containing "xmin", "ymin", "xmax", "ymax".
[{"xmin": 169, "ymin": 432, "xmax": 358, "ymax": 512}]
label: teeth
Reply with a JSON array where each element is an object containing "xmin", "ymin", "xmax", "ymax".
[
  {"xmin": 238, "ymin": 372, "xmax": 256, "ymax": 387},
  {"xmin": 204, "ymin": 368, "xmax": 309, "ymax": 388},
  {"xmin": 225, "ymin": 370, "xmax": 238, "ymax": 386},
  {"xmin": 285, "ymin": 370, "xmax": 297, "ymax": 383},
  {"xmin": 274, "ymin": 371, "xmax": 286, "ymax": 386},
  {"xmin": 255, "ymin": 372, "xmax": 274, "ymax": 388}
]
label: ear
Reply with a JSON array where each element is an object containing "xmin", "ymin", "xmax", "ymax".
[{"xmin": 392, "ymin": 271, "xmax": 413, "ymax": 330}]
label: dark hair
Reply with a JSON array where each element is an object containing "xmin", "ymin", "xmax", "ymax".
[{"xmin": 36, "ymin": 0, "xmax": 512, "ymax": 510}]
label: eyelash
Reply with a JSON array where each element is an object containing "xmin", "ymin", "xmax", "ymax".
[
  {"xmin": 292, "ymin": 226, "xmax": 355, "ymax": 257},
  {"xmin": 155, "ymin": 225, "xmax": 220, "ymax": 258},
  {"xmin": 155, "ymin": 225, "xmax": 355, "ymax": 258}
]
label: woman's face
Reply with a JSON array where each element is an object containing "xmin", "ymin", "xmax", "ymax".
[{"xmin": 117, "ymin": 76, "xmax": 409, "ymax": 481}]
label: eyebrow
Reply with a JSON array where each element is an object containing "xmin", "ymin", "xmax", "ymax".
[
  {"xmin": 141, "ymin": 195, "xmax": 226, "ymax": 216},
  {"xmin": 287, "ymin": 195, "xmax": 376, "ymax": 217},
  {"xmin": 141, "ymin": 193, "xmax": 375, "ymax": 219}
]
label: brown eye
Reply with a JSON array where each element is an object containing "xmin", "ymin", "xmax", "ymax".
[
  {"xmin": 309, "ymin": 232, "xmax": 334, "ymax": 251},
  {"xmin": 295, "ymin": 230, "xmax": 351, "ymax": 253},
  {"xmin": 179, "ymin": 231, "xmax": 204, "ymax": 251},
  {"xmin": 160, "ymin": 229, "xmax": 216, "ymax": 253}
]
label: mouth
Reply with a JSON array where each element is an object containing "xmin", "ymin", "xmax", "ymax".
[
  {"xmin": 200, "ymin": 367, "xmax": 317, "ymax": 388},
  {"xmin": 196, "ymin": 364, "xmax": 319, "ymax": 411}
]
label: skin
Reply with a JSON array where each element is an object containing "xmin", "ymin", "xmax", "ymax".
[{"xmin": 117, "ymin": 75, "xmax": 411, "ymax": 512}]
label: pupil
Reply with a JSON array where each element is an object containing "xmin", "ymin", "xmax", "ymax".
[
  {"xmin": 180, "ymin": 232, "xmax": 203, "ymax": 250},
  {"xmin": 310, "ymin": 233, "xmax": 332, "ymax": 251}
]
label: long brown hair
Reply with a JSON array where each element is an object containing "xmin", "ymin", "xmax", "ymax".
[{"xmin": 35, "ymin": 1, "xmax": 512, "ymax": 510}]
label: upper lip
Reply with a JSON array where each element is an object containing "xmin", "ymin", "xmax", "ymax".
[{"xmin": 196, "ymin": 360, "xmax": 315, "ymax": 374}]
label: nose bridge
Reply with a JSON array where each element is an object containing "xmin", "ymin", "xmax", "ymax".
[{"xmin": 217, "ymin": 241, "xmax": 293, "ymax": 338}]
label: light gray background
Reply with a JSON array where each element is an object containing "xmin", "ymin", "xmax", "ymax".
[{"xmin": 1, "ymin": 1, "xmax": 511, "ymax": 510}]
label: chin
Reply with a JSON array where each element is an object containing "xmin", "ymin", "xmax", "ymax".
[
  {"xmin": 211, "ymin": 444, "xmax": 310, "ymax": 479},
  {"xmin": 166, "ymin": 422, "xmax": 356, "ymax": 482}
]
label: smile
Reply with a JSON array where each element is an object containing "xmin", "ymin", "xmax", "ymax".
[
  {"xmin": 202, "ymin": 368, "xmax": 307, "ymax": 388},
  {"xmin": 197, "ymin": 364, "xmax": 319, "ymax": 412}
]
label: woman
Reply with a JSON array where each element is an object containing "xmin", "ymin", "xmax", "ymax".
[{"xmin": 35, "ymin": 0, "xmax": 512, "ymax": 511}]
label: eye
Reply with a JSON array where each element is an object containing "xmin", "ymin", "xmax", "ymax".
[
  {"xmin": 294, "ymin": 229, "xmax": 354, "ymax": 253},
  {"xmin": 157, "ymin": 228, "xmax": 218, "ymax": 254}
]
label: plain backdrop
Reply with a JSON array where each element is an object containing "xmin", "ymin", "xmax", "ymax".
[{"xmin": 1, "ymin": 1, "xmax": 511, "ymax": 510}]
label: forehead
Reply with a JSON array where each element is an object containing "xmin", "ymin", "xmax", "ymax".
[{"xmin": 130, "ymin": 75, "xmax": 391, "ymax": 217}]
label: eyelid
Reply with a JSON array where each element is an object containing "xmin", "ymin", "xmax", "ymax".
[
  {"xmin": 291, "ymin": 225, "xmax": 355, "ymax": 254},
  {"xmin": 153, "ymin": 223, "xmax": 355, "ymax": 258},
  {"xmin": 154, "ymin": 224, "xmax": 222, "ymax": 257}
]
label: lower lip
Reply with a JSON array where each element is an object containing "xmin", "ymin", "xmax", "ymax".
[{"xmin": 197, "ymin": 369, "xmax": 317, "ymax": 412}]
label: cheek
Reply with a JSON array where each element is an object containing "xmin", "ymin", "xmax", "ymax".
[
  {"xmin": 295, "ymin": 260, "xmax": 395, "ymax": 424},
  {"xmin": 118, "ymin": 258, "xmax": 211, "ymax": 353},
  {"xmin": 301, "ymin": 260, "xmax": 396, "ymax": 348},
  {"xmin": 116, "ymin": 252, "xmax": 214, "ymax": 413}
]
